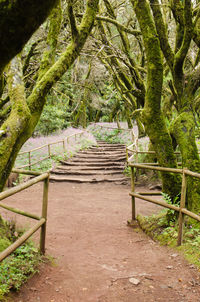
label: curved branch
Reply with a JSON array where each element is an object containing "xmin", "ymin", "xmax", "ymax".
[
  {"xmin": 95, "ymin": 15, "xmax": 141, "ymax": 36},
  {"xmin": 27, "ymin": 0, "xmax": 99, "ymax": 122},
  {"xmin": 174, "ymin": 0, "xmax": 193, "ymax": 73},
  {"xmin": 150, "ymin": 0, "xmax": 174, "ymax": 71},
  {"xmin": 68, "ymin": 0, "xmax": 79, "ymax": 39}
]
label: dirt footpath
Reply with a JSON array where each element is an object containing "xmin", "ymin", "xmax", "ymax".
[{"xmin": 3, "ymin": 182, "xmax": 200, "ymax": 302}]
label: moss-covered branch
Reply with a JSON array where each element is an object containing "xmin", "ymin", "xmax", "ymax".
[
  {"xmin": 37, "ymin": 0, "xmax": 62, "ymax": 81},
  {"xmin": 150, "ymin": 0, "xmax": 174, "ymax": 70},
  {"xmin": 173, "ymin": 0, "xmax": 193, "ymax": 89},
  {"xmin": 95, "ymin": 15, "xmax": 141, "ymax": 36},
  {"xmin": 0, "ymin": 55, "xmax": 31, "ymax": 191},
  {"xmin": 68, "ymin": 0, "xmax": 79, "ymax": 39},
  {"xmin": 28, "ymin": 0, "xmax": 99, "ymax": 122}
]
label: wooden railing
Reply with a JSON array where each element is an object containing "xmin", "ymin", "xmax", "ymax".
[
  {"xmin": 16, "ymin": 131, "xmax": 86, "ymax": 170},
  {"xmin": 0, "ymin": 169, "xmax": 49, "ymax": 262},
  {"xmin": 128, "ymin": 162, "xmax": 200, "ymax": 246}
]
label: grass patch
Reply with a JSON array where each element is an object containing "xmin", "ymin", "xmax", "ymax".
[
  {"xmin": 0, "ymin": 217, "xmax": 42, "ymax": 301},
  {"xmin": 89, "ymin": 125, "xmax": 132, "ymax": 145},
  {"xmin": 15, "ymin": 138, "xmax": 94, "ymax": 173},
  {"xmin": 137, "ymin": 210, "xmax": 200, "ymax": 268}
]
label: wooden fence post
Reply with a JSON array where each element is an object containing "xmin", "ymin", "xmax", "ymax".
[
  {"xmin": 177, "ymin": 168, "xmax": 187, "ymax": 246},
  {"xmin": 40, "ymin": 174, "xmax": 49, "ymax": 254},
  {"xmin": 128, "ymin": 166, "xmax": 136, "ymax": 226},
  {"xmin": 48, "ymin": 144, "xmax": 51, "ymax": 158},
  {"xmin": 126, "ymin": 147, "xmax": 129, "ymax": 162},
  {"xmin": 28, "ymin": 151, "xmax": 31, "ymax": 170},
  {"xmin": 135, "ymin": 138, "xmax": 139, "ymax": 181},
  {"xmin": 63, "ymin": 139, "xmax": 66, "ymax": 153}
]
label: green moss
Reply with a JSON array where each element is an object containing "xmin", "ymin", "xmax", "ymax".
[
  {"xmin": 0, "ymin": 238, "xmax": 11, "ymax": 253},
  {"xmin": 138, "ymin": 212, "xmax": 200, "ymax": 268}
]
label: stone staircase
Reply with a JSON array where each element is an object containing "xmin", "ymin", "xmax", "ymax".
[{"xmin": 50, "ymin": 141, "xmax": 129, "ymax": 183}]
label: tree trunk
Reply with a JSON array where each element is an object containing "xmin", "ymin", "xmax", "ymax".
[
  {"xmin": 132, "ymin": 0, "xmax": 181, "ymax": 199},
  {"xmin": 171, "ymin": 110, "xmax": 200, "ymax": 212}
]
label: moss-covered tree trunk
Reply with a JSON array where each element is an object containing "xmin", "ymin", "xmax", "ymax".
[
  {"xmin": 171, "ymin": 109, "xmax": 200, "ymax": 212},
  {"xmin": 131, "ymin": 0, "xmax": 181, "ymax": 199},
  {"xmin": 149, "ymin": 0, "xmax": 200, "ymax": 211}
]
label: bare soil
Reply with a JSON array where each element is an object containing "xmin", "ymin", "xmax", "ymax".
[{"xmin": 2, "ymin": 182, "xmax": 200, "ymax": 302}]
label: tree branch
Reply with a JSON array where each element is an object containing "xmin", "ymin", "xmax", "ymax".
[
  {"xmin": 150, "ymin": 0, "xmax": 174, "ymax": 71},
  {"xmin": 0, "ymin": 0, "xmax": 58, "ymax": 73},
  {"xmin": 173, "ymin": 0, "xmax": 193, "ymax": 97},
  {"xmin": 68, "ymin": 0, "xmax": 79, "ymax": 39},
  {"xmin": 27, "ymin": 0, "xmax": 99, "ymax": 124}
]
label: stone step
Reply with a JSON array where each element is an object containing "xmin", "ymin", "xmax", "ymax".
[
  {"xmin": 51, "ymin": 169, "xmax": 124, "ymax": 176},
  {"xmin": 50, "ymin": 175, "xmax": 128, "ymax": 183},
  {"xmin": 55, "ymin": 165, "xmax": 124, "ymax": 171},
  {"xmin": 60, "ymin": 160, "xmax": 125, "ymax": 167},
  {"xmin": 72, "ymin": 154, "xmax": 126, "ymax": 160},
  {"xmin": 96, "ymin": 141, "xmax": 125, "ymax": 147},
  {"xmin": 51, "ymin": 141, "xmax": 128, "ymax": 183},
  {"xmin": 68, "ymin": 156, "xmax": 126, "ymax": 163},
  {"xmin": 78, "ymin": 150, "xmax": 125, "ymax": 156}
]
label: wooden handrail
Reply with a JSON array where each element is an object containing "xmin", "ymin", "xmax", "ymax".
[
  {"xmin": 128, "ymin": 162, "xmax": 200, "ymax": 246},
  {"xmin": 0, "ymin": 171, "xmax": 49, "ymax": 262},
  {"xmin": 15, "ymin": 130, "xmax": 85, "ymax": 170}
]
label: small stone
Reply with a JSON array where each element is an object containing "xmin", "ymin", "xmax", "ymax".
[
  {"xmin": 129, "ymin": 278, "xmax": 140, "ymax": 285},
  {"xmin": 30, "ymin": 287, "xmax": 37, "ymax": 291},
  {"xmin": 171, "ymin": 253, "xmax": 178, "ymax": 258},
  {"xmin": 166, "ymin": 265, "xmax": 173, "ymax": 269},
  {"xmin": 160, "ymin": 284, "xmax": 168, "ymax": 289}
]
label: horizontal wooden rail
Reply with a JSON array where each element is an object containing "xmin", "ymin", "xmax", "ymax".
[
  {"xmin": 137, "ymin": 191, "xmax": 162, "ymax": 195},
  {"xmin": 128, "ymin": 162, "xmax": 200, "ymax": 246},
  {"xmin": 0, "ymin": 172, "xmax": 49, "ymax": 262},
  {"xmin": 18, "ymin": 131, "xmax": 85, "ymax": 156},
  {"xmin": 19, "ymin": 144, "xmax": 49, "ymax": 155},
  {"xmin": 129, "ymin": 192, "xmax": 180, "ymax": 212},
  {"xmin": 0, "ymin": 218, "xmax": 45, "ymax": 262},
  {"xmin": 16, "ymin": 131, "xmax": 85, "ymax": 170},
  {"xmin": 0, "ymin": 173, "xmax": 48, "ymax": 201},
  {"xmin": 181, "ymin": 208, "xmax": 200, "ymax": 222},
  {"xmin": 129, "ymin": 163, "xmax": 182, "ymax": 173},
  {"xmin": 184, "ymin": 169, "xmax": 200, "ymax": 179},
  {"xmin": 0, "ymin": 202, "xmax": 40, "ymax": 220},
  {"xmin": 91, "ymin": 124, "xmax": 132, "ymax": 132},
  {"xmin": 12, "ymin": 169, "xmax": 43, "ymax": 176},
  {"xmin": 16, "ymin": 156, "xmax": 50, "ymax": 169}
]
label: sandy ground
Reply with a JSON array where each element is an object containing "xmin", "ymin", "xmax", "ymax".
[
  {"xmin": 1, "ymin": 182, "xmax": 199, "ymax": 302},
  {"xmin": 1, "ymin": 124, "xmax": 200, "ymax": 301}
]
